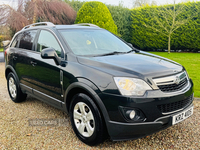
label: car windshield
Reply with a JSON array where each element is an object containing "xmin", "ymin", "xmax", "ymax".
[{"xmin": 59, "ymin": 29, "xmax": 132, "ymax": 56}]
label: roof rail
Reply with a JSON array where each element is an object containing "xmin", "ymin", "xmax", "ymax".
[
  {"xmin": 75, "ymin": 23, "xmax": 100, "ymax": 28},
  {"xmin": 22, "ymin": 22, "xmax": 55, "ymax": 30}
]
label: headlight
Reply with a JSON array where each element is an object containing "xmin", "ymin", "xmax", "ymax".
[{"xmin": 114, "ymin": 77, "xmax": 152, "ymax": 96}]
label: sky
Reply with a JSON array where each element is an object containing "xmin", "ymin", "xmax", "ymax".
[
  {"xmin": 0, "ymin": 0, "xmax": 198, "ymax": 8},
  {"xmin": 78, "ymin": 0, "xmax": 186, "ymax": 8}
]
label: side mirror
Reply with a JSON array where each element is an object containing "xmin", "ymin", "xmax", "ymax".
[{"xmin": 41, "ymin": 48, "xmax": 61, "ymax": 65}]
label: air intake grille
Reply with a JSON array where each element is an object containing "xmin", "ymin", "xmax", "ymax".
[
  {"xmin": 158, "ymin": 78, "xmax": 188, "ymax": 93},
  {"xmin": 157, "ymin": 94, "xmax": 193, "ymax": 114}
]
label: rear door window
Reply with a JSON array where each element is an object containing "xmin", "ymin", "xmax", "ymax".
[
  {"xmin": 19, "ymin": 30, "xmax": 37, "ymax": 50},
  {"xmin": 11, "ymin": 34, "xmax": 21, "ymax": 48}
]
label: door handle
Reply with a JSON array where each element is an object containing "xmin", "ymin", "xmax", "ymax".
[
  {"xmin": 13, "ymin": 56, "xmax": 17, "ymax": 60},
  {"xmin": 31, "ymin": 61, "xmax": 37, "ymax": 66}
]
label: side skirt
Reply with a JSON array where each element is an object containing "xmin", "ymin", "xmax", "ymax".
[{"xmin": 20, "ymin": 83, "xmax": 65, "ymax": 110}]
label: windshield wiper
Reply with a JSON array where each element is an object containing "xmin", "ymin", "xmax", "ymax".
[
  {"xmin": 97, "ymin": 51, "xmax": 127, "ymax": 56},
  {"xmin": 93, "ymin": 49, "xmax": 140, "ymax": 57}
]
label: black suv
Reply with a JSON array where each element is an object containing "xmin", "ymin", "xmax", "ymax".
[{"xmin": 5, "ymin": 22, "xmax": 194, "ymax": 145}]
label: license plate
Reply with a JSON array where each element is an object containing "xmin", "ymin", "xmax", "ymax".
[{"xmin": 172, "ymin": 106, "xmax": 193, "ymax": 125}]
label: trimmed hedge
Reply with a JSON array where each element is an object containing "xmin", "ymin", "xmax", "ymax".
[
  {"xmin": 131, "ymin": 5, "xmax": 167, "ymax": 50},
  {"xmin": 107, "ymin": 4, "xmax": 132, "ymax": 42},
  {"xmin": 130, "ymin": 2, "xmax": 200, "ymax": 52},
  {"xmin": 75, "ymin": 1, "xmax": 118, "ymax": 35},
  {"xmin": 171, "ymin": 2, "xmax": 200, "ymax": 52}
]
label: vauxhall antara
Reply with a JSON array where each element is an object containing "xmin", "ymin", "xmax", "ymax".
[{"xmin": 4, "ymin": 22, "xmax": 193, "ymax": 145}]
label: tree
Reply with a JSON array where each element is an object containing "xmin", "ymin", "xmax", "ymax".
[
  {"xmin": 0, "ymin": 0, "xmax": 77, "ymax": 36},
  {"xmin": 75, "ymin": 1, "xmax": 118, "ymax": 35},
  {"xmin": 143, "ymin": 1, "xmax": 198, "ymax": 53},
  {"xmin": 25, "ymin": 0, "xmax": 77, "ymax": 24},
  {"xmin": 0, "ymin": 5, "xmax": 8, "ymax": 24}
]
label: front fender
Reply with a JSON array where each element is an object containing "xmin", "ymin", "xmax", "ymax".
[{"xmin": 63, "ymin": 79, "xmax": 110, "ymax": 126}]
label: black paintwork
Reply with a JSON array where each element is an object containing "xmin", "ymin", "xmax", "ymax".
[{"xmin": 5, "ymin": 25, "xmax": 194, "ymax": 141}]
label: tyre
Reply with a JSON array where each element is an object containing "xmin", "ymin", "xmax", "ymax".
[
  {"xmin": 69, "ymin": 93, "xmax": 106, "ymax": 146},
  {"xmin": 7, "ymin": 72, "xmax": 27, "ymax": 103}
]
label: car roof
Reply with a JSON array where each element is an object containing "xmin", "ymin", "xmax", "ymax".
[
  {"xmin": 13, "ymin": 22, "xmax": 103, "ymax": 38},
  {"xmin": 55, "ymin": 25, "xmax": 101, "ymax": 30},
  {"xmin": 20, "ymin": 22, "xmax": 102, "ymax": 31}
]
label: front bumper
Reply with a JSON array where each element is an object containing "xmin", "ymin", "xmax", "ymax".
[
  {"xmin": 107, "ymin": 103, "xmax": 193, "ymax": 141},
  {"xmin": 98, "ymin": 79, "xmax": 194, "ymax": 141}
]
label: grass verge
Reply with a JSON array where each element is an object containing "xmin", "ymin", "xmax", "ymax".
[
  {"xmin": 0, "ymin": 48, "xmax": 3, "ymax": 52},
  {"xmin": 151, "ymin": 52, "xmax": 200, "ymax": 98}
]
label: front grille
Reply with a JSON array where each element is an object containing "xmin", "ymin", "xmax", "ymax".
[
  {"xmin": 157, "ymin": 94, "xmax": 193, "ymax": 114},
  {"xmin": 158, "ymin": 78, "xmax": 188, "ymax": 93}
]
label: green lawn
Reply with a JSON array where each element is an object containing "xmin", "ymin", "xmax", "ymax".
[
  {"xmin": 151, "ymin": 52, "xmax": 200, "ymax": 98},
  {"xmin": 0, "ymin": 48, "xmax": 3, "ymax": 52}
]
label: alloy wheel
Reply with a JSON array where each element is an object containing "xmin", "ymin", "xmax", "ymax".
[
  {"xmin": 73, "ymin": 102, "xmax": 95, "ymax": 137},
  {"xmin": 9, "ymin": 77, "xmax": 17, "ymax": 98}
]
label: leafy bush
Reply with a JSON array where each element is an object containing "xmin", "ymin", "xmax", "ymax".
[
  {"xmin": 0, "ymin": 35, "xmax": 4, "ymax": 47},
  {"xmin": 75, "ymin": 1, "xmax": 118, "ymax": 35}
]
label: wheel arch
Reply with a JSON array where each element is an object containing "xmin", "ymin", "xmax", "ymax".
[
  {"xmin": 5, "ymin": 65, "xmax": 20, "ymax": 86},
  {"xmin": 63, "ymin": 81, "xmax": 110, "ymax": 129}
]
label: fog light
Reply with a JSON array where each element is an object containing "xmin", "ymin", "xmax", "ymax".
[
  {"xmin": 126, "ymin": 110, "xmax": 136, "ymax": 120},
  {"xmin": 130, "ymin": 110, "xmax": 136, "ymax": 119},
  {"xmin": 119, "ymin": 106, "xmax": 145, "ymax": 122}
]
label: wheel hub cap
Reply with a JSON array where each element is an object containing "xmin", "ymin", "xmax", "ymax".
[
  {"xmin": 73, "ymin": 102, "xmax": 95, "ymax": 137},
  {"xmin": 9, "ymin": 77, "xmax": 17, "ymax": 98}
]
